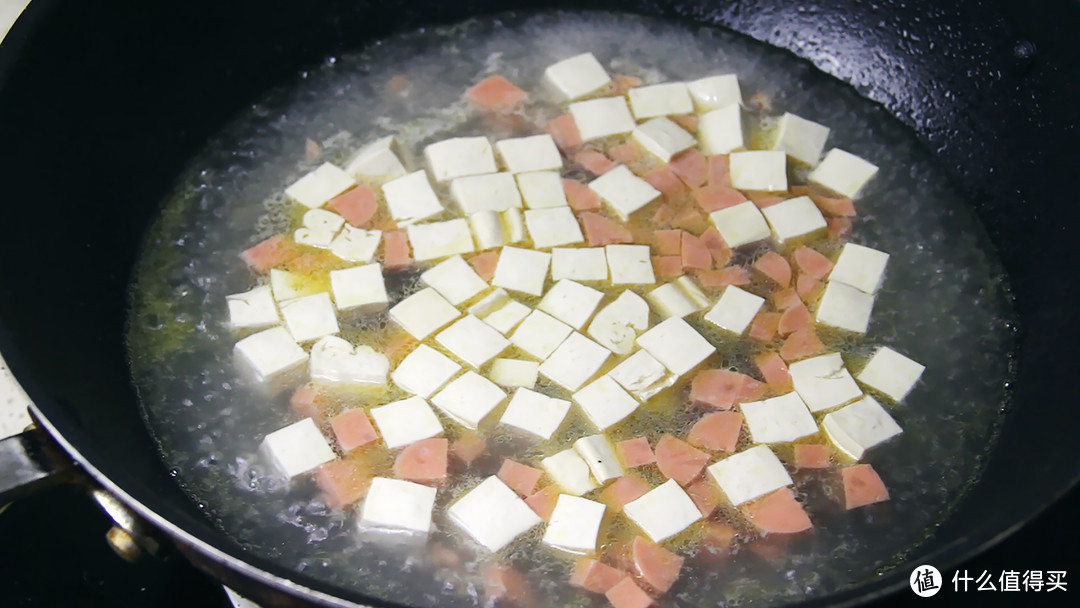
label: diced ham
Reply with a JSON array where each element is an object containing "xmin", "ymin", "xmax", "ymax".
[
  {"xmin": 241, "ymin": 234, "xmax": 301, "ymax": 273},
  {"xmin": 696, "ymin": 266, "xmax": 749, "ymax": 288},
  {"xmin": 810, "ymin": 191, "xmax": 857, "ymax": 217},
  {"xmin": 605, "ymin": 577, "xmax": 655, "ymax": 608},
  {"xmin": 571, "ymin": 558, "xmax": 626, "ymax": 594},
  {"xmin": 747, "ymin": 193, "xmax": 786, "ymax": 208},
  {"xmin": 548, "ymin": 113, "xmax": 583, "ymax": 152},
  {"xmin": 617, "ymin": 437, "xmax": 656, "ymax": 468},
  {"xmin": 393, "ymin": 437, "xmax": 448, "ymax": 484},
  {"xmin": 654, "ymin": 434, "xmax": 709, "ymax": 485},
  {"xmin": 329, "ymin": 409, "xmax": 379, "ymax": 452},
  {"xmin": 669, "ymin": 149, "xmax": 708, "ymax": 188},
  {"xmin": 778, "ymin": 302, "xmax": 812, "ymax": 336},
  {"xmin": 612, "ymin": 74, "xmax": 644, "ymax": 94},
  {"xmin": 654, "ymin": 230, "xmax": 683, "ymax": 255},
  {"xmin": 700, "ymin": 522, "xmax": 737, "ymax": 555},
  {"xmin": 670, "ymin": 113, "xmax": 699, "ymax": 132},
  {"xmin": 680, "ymin": 232, "xmax": 712, "ymax": 270},
  {"xmin": 771, "ymin": 287, "xmax": 802, "ymax": 311},
  {"xmin": 575, "ymin": 149, "xmax": 617, "ymax": 175},
  {"xmin": 497, "ymin": 459, "xmax": 544, "ymax": 497},
  {"xmin": 687, "ymin": 411, "xmax": 743, "ymax": 453},
  {"xmin": 386, "ymin": 74, "xmax": 410, "ymax": 93},
  {"xmin": 698, "ymin": 226, "xmax": 732, "ymax": 266},
  {"xmin": 669, "ymin": 208, "xmax": 706, "ymax": 233},
  {"xmin": 796, "ymin": 273, "xmax": 821, "ymax": 303},
  {"xmin": 748, "ymin": 312, "xmax": 781, "ymax": 341},
  {"xmin": 429, "ymin": 542, "xmax": 463, "ymax": 567},
  {"xmin": 601, "ymin": 474, "xmax": 652, "ymax": 511},
  {"xmin": 382, "ymin": 331, "xmax": 417, "ymax": 365},
  {"xmin": 631, "ymin": 536, "xmax": 684, "ymax": 593},
  {"xmin": 467, "ymin": 75, "xmax": 527, "ymax": 111},
  {"xmin": 690, "ymin": 369, "xmax": 765, "ymax": 410},
  {"xmin": 582, "ymin": 212, "xmax": 634, "ymax": 246},
  {"xmin": 468, "ymin": 250, "xmax": 500, "ymax": 282},
  {"xmin": 328, "ymin": 185, "xmax": 377, "ymax": 227},
  {"xmin": 707, "ymin": 155, "xmax": 731, "ymax": 187},
  {"xmin": 482, "ymin": 563, "xmax": 534, "ymax": 607},
  {"xmin": 652, "ymin": 255, "xmax": 683, "ymax": 279},
  {"xmin": 842, "ymin": 464, "xmax": 890, "ymax": 509},
  {"xmin": 753, "ymin": 251, "xmax": 792, "ymax": 287},
  {"xmin": 609, "ymin": 142, "xmax": 641, "ymax": 165},
  {"xmin": 754, "ymin": 351, "xmax": 793, "ymax": 393},
  {"xmin": 286, "ymin": 251, "xmax": 335, "ymax": 275},
  {"xmin": 780, "ymin": 328, "xmax": 825, "ymax": 362},
  {"xmin": 741, "ymin": 376, "xmax": 768, "ymax": 401},
  {"xmin": 289, "ymin": 383, "xmax": 327, "ymax": 420},
  {"xmin": 525, "ymin": 485, "xmax": 560, "ymax": 521},
  {"xmin": 794, "ymin": 444, "xmax": 831, "ymax": 469},
  {"xmin": 450, "ymin": 430, "xmax": 486, "ymax": 465},
  {"xmin": 304, "ymin": 138, "xmax": 321, "ymax": 162},
  {"xmin": 563, "ymin": 178, "xmax": 602, "ymax": 211},
  {"xmin": 827, "ymin": 217, "xmax": 853, "ymax": 240},
  {"xmin": 651, "ymin": 203, "xmax": 675, "ymax": 226},
  {"xmin": 686, "ymin": 478, "xmax": 724, "ymax": 517},
  {"xmin": 314, "ymin": 459, "xmax": 373, "ymax": 509},
  {"xmin": 742, "ymin": 488, "xmax": 813, "ymax": 534},
  {"xmin": 692, "ymin": 185, "xmax": 747, "ymax": 212},
  {"xmin": 382, "ymin": 230, "xmax": 411, "ymax": 271},
  {"xmin": 643, "ymin": 167, "xmax": 686, "ymax": 198},
  {"xmin": 792, "ymin": 246, "xmax": 834, "ymax": 280}
]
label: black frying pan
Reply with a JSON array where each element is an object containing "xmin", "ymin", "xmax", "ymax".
[{"xmin": 0, "ymin": 0, "xmax": 1077, "ymax": 606}]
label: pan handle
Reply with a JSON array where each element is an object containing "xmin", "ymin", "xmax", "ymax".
[{"xmin": 0, "ymin": 424, "xmax": 76, "ymax": 504}]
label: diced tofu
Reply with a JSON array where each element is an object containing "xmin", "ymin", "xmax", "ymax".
[
  {"xmin": 708, "ymin": 201, "xmax": 770, "ymax": 248},
  {"xmin": 469, "ymin": 210, "xmax": 506, "ymax": 250},
  {"xmin": 269, "ymin": 268, "xmax": 317, "ymax": 301},
  {"xmin": 390, "ymin": 344, "xmax": 462, "ymax": 398},
  {"xmin": 788, "ymin": 352, "xmax": 863, "ymax": 412},
  {"xmin": 587, "ymin": 290, "xmax": 650, "ymax": 355},
  {"xmin": 573, "ymin": 434, "xmax": 624, "ymax": 483},
  {"xmin": 481, "ymin": 300, "xmax": 531, "ymax": 335},
  {"xmin": 431, "ymin": 370, "xmax": 507, "ymax": 429},
  {"xmin": 707, "ymin": 444, "xmax": 793, "ymax": 505},
  {"xmin": 627, "ymin": 82, "xmax": 693, "ymax": 120},
  {"xmin": 729, "ymin": 150, "xmax": 787, "ymax": 191},
  {"xmin": 294, "ymin": 208, "xmax": 345, "ymax": 248},
  {"xmin": 424, "ymin": 136, "xmax": 497, "ymax": 182},
  {"xmin": 829, "ymin": 243, "xmax": 890, "ymax": 294},
  {"xmin": 538, "ymin": 279, "xmax": 605, "ymax": 330},
  {"xmin": 280, "ymin": 292, "xmax": 340, "ymax": 343},
  {"xmin": 539, "ymin": 332, "xmax": 611, "ymax": 392},
  {"xmin": 608, "ymin": 350, "xmax": 674, "ymax": 401},
  {"xmin": 284, "ymin": 163, "xmax": 356, "ymax": 209},
  {"xmin": 524, "ymin": 207, "xmax": 584, "ymax": 249},
  {"xmin": 551, "ymin": 247, "xmax": 608, "ymax": 282},
  {"xmin": 606, "ymin": 244, "xmax": 656, "ymax": 285},
  {"xmin": 502, "ymin": 207, "xmax": 527, "ymax": 244},
  {"xmin": 359, "ymin": 477, "xmax": 438, "ymax": 533},
  {"xmin": 589, "ymin": 166, "xmax": 661, "ymax": 221},
  {"xmin": 543, "ymin": 52, "xmax": 612, "ymax": 101},
  {"xmin": 448, "ymin": 476, "xmax": 542, "ymax": 552},
  {"xmin": 675, "ymin": 276, "xmax": 710, "ymax": 309},
  {"xmin": 772, "ymin": 113, "xmax": 830, "ymax": 165},
  {"xmin": 450, "ymin": 172, "xmax": 523, "ymax": 215},
  {"xmin": 309, "ymin": 336, "xmax": 389, "ymax": 385},
  {"xmin": 573, "ymin": 375, "xmax": 641, "ymax": 431},
  {"xmin": 496, "ymin": 134, "xmax": 563, "ymax": 173},
  {"xmin": 516, "ymin": 171, "xmax": 569, "ymax": 209},
  {"xmin": 703, "ymin": 285, "xmax": 765, "ymax": 335},
  {"xmin": 491, "ymin": 246, "xmax": 551, "ymax": 296},
  {"xmin": 569, "ymin": 97, "xmax": 636, "ymax": 141},
  {"xmin": 226, "ymin": 285, "xmax": 279, "ymax": 329},
  {"xmin": 260, "ymin": 417, "xmax": 335, "ymax": 479},
  {"xmin": 698, "ymin": 104, "xmax": 744, "ymax": 155},
  {"xmin": 435, "ymin": 315, "xmax": 511, "ymax": 369},
  {"xmin": 405, "ymin": 219, "xmax": 476, "ymax": 262},
  {"xmin": 762, "ymin": 196, "xmax": 827, "ymax": 243},
  {"xmin": 856, "ymin": 346, "xmax": 925, "ymax": 402},
  {"xmin": 622, "ymin": 479, "xmax": 702, "ymax": 542},
  {"xmin": 329, "ymin": 263, "xmax": 388, "ymax": 313},
  {"xmin": 815, "ymin": 281, "xmax": 875, "ymax": 334},
  {"xmin": 488, "ymin": 358, "xmax": 541, "ymax": 389},
  {"xmin": 631, "ymin": 117, "xmax": 696, "ymax": 162},
  {"xmin": 500, "ymin": 387, "xmax": 571, "ymax": 440},
  {"xmin": 821, "ymin": 395, "xmax": 903, "ymax": 459},
  {"xmin": 420, "ymin": 255, "xmax": 489, "ymax": 306},
  {"xmin": 369, "ymin": 396, "xmax": 444, "ymax": 449},
  {"xmin": 387, "ymin": 287, "xmax": 461, "ymax": 340},
  {"xmin": 344, "ymin": 135, "xmax": 407, "ymax": 182},
  {"xmin": 541, "ymin": 448, "xmax": 598, "ymax": 496},
  {"xmin": 808, "ymin": 148, "xmax": 878, "ymax": 198},
  {"xmin": 687, "ymin": 74, "xmax": 742, "ymax": 112},
  {"xmin": 646, "ymin": 283, "xmax": 700, "ymax": 319},
  {"xmin": 380, "ymin": 170, "xmax": 444, "ymax": 224},
  {"xmin": 234, "ymin": 326, "xmax": 307, "ymax": 381},
  {"xmin": 329, "ymin": 225, "xmax": 382, "ymax": 263},
  {"xmin": 741, "ymin": 391, "xmax": 819, "ymax": 444},
  {"xmin": 510, "ymin": 310, "xmax": 573, "ymax": 360},
  {"xmin": 543, "ymin": 495, "xmax": 606, "ymax": 554},
  {"xmin": 637, "ymin": 317, "xmax": 715, "ymax": 376}
]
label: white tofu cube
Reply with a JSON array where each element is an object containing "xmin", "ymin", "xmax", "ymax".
[
  {"xmin": 573, "ymin": 375, "xmax": 640, "ymax": 431},
  {"xmin": 568, "ymin": 97, "xmax": 636, "ymax": 141},
  {"xmin": 816, "ymin": 281, "xmax": 875, "ymax": 334},
  {"xmin": 687, "ymin": 74, "xmax": 742, "ymax": 112},
  {"xmin": 538, "ymin": 332, "xmax": 611, "ymax": 392},
  {"xmin": 496, "ymin": 134, "xmax": 563, "ymax": 174},
  {"xmin": 502, "ymin": 207, "xmax": 527, "ymax": 244},
  {"xmin": 772, "ymin": 113, "xmax": 830, "ymax": 165},
  {"xmin": 762, "ymin": 195, "xmax": 827, "ymax": 243},
  {"xmin": 359, "ymin": 477, "xmax": 438, "ymax": 533},
  {"xmin": 729, "ymin": 150, "xmax": 788, "ymax": 191},
  {"xmin": 789, "ymin": 352, "xmax": 863, "ymax": 412},
  {"xmin": 821, "ymin": 395, "xmax": 903, "ymax": 460},
  {"xmin": 573, "ymin": 434, "xmax": 624, "ymax": 484},
  {"xmin": 499, "ymin": 387, "xmax": 571, "ymax": 440},
  {"xmin": 587, "ymin": 290, "xmax": 650, "ymax": 355},
  {"xmin": 280, "ymin": 292, "xmax": 340, "ymax": 343},
  {"xmin": 703, "ymin": 285, "xmax": 765, "ymax": 335},
  {"xmin": 450, "ymin": 172, "xmax": 523, "ymax": 215},
  {"xmin": 541, "ymin": 448, "xmax": 598, "ymax": 496},
  {"xmin": 234, "ymin": 326, "xmax": 307, "ymax": 381},
  {"xmin": 637, "ymin": 317, "xmax": 715, "ymax": 376},
  {"xmin": 606, "ymin": 244, "xmax": 655, "ymax": 285},
  {"xmin": 675, "ymin": 276, "xmax": 711, "ymax": 310},
  {"xmin": 699, "ymin": 103, "xmax": 745, "ymax": 155},
  {"xmin": 741, "ymin": 392, "xmax": 819, "ymax": 444},
  {"xmin": 227, "ymin": 285, "xmax": 279, "ymax": 329},
  {"xmin": 405, "ymin": 219, "xmax": 476, "ymax": 262},
  {"xmin": 388, "ymin": 287, "xmax": 460, "ymax": 340},
  {"xmin": 294, "ymin": 208, "xmax": 345, "ymax": 248},
  {"xmin": 380, "ymin": 171, "xmax": 444, "ymax": 225},
  {"xmin": 309, "ymin": 336, "xmax": 389, "ymax": 385},
  {"xmin": 488, "ymin": 359, "xmax": 541, "ymax": 389},
  {"xmin": 468, "ymin": 287, "xmax": 512, "ymax": 317},
  {"xmin": 607, "ymin": 349, "xmax": 674, "ymax": 401},
  {"xmin": 829, "ymin": 243, "xmax": 890, "ymax": 294},
  {"xmin": 344, "ymin": 135, "xmax": 407, "ymax": 182},
  {"xmin": 390, "ymin": 344, "xmax": 462, "ymax": 398},
  {"xmin": 708, "ymin": 200, "xmax": 771, "ymax": 249},
  {"xmin": 481, "ymin": 300, "xmax": 531, "ymax": 335},
  {"xmin": 709, "ymin": 445, "xmax": 793, "ymax": 505},
  {"xmin": 524, "ymin": 207, "xmax": 584, "ymax": 249},
  {"xmin": 627, "ymin": 82, "xmax": 693, "ymax": 119},
  {"xmin": 808, "ymin": 148, "xmax": 878, "ymax": 198},
  {"xmin": 424, "ymin": 136, "xmax": 497, "ymax": 182},
  {"xmin": 543, "ymin": 52, "xmax": 611, "ymax": 101},
  {"xmin": 448, "ymin": 476, "xmax": 541, "ymax": 552},
  {"xmin": 431, "ymin": 370, "xmax": 506, "ymax": 429},
  {"xmin": 538, "ymin": 279, "xmax": 605, "ymax": 330},
  {"xmin": 285, "ymin": 163, "xmax": 356, "ymax": 209},
  {"xmin": 516, "ymin": 171, "xmax": 568, "ymax": 209},
  {"xmin": 491, "ymin": 246, "xmax": 551, "ymax": 296},
  {"xmin": 857, "ymin": 346, "xmax": 925, "ymax": 402},
  {"xmin": 435, "ymin": 315, "xmax": 511, "ymax": 369},
  {"xmin": 551, "ymin": 247, "xmax": 608, "ymax": 282},
  {"xmin": 543, "ymin": 495, "xmax": 606, "ymax": 554},
  {"xmin": 259, "ymin": 418, "xmax": 335, "ymax": 478},
  {"xmin": 369, "ymin": 396, "xmax": 443, "ymax": 449},
  {"xmin": 329, "ymin": 263, "xmax": 388, "ymax": 314},
  {"xmin": 631, "ymin": 117, "xmax": 697, "ymax": 163},
  {"xmin": 589, "ymin": 166, "xmax": 661, "ymax": 221},
  {"xmin": 510, "ymin": 310, "xmax": 573, "ymax": 360},
  {"xmin": 622, "ymin": 479, "xmax": 702, "ymax": 542},
  {"xmin": 269, "ymin": 268, "xmax": 317, "ymax": 302},
  {"xmin": 420, "ymin": 255, "xmax": 488, "ymax": 306},
  {"xmin": 646, "ymin": 283, "xmax": 700, "ymax": 319},
  {"xmin": 468, "ymin": 210, "xmax": 507, "ymax": 250},
  {"xmin": 329, "ymin": 225, "xmax": 382, "ymax": 263}
]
